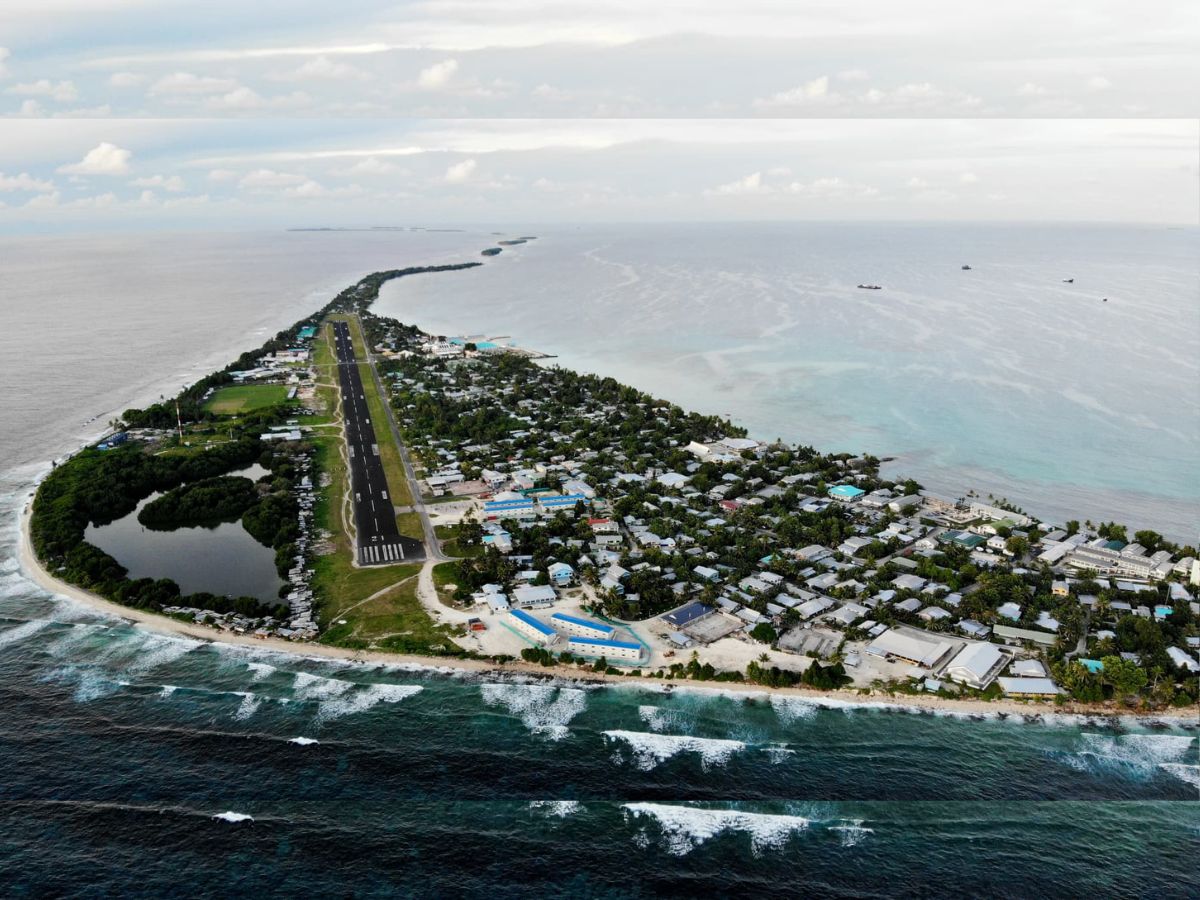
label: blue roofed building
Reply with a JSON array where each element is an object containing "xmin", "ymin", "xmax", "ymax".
[
  {"xmin": 483, "ymin": 498, "xmax": 537, "ymax": 520},
  {"xmin": 550, "ymin": 612, "xmax": 613, "ymax": 640},
  {"xmin": 506, "ymin": 608, "xmax": 557, "ymax": 645},
  {"xmin": 661, "ymin": 601, "xmax": 714, "ymax": 629},
  {"xmin": 566, "ymin": 636, "xmax": 643, "ymax": 662},
  {"xmin": 828, "ymin": 484, "xmax": 866, "ymax": 501}
]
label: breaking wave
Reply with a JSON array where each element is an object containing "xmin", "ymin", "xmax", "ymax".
[
  {"xmin": 769, "ymin": 695, "xmax": 819, "ymax": 725},
  {"xmin": 480, "ymin": 683, "xmax": 588, "ymax": 741},
  {"xmin": 623, "ymin": 803, "xmax": 809, "ymax": 856},
  {"xmin": 231, "ymin": 691, "xmax": 262, "ymax": 721},
  {"xmin": 121, "ymin": 635, "xmax": 202, "ymax": 675},
  {"xmin": 827, "ymin": 819, "xmax": 874, "ymax": 847},
  {"xmin": 246, "ymin": 662, "xmax": 276, "ymax": 681},
  {"xmin": 1060, "ymin": 733, "xmax": 1197, "ymax": 778},
  {"xmin": 1158, "ymin": 763, "xmax": 1200, "ymax": 789},
  {"xmin": 212, "ymin": 811, "xmax": 253, "ymax": 823},
  {"xmin": 313, "ymin": 682, "xmax": 424, "ymax": 723},
  {"xmin": 288, "ymin": 737, "xmax": 319, "ymax": 746},
  {"xmin": 602, "ymin": 730, "xmax": 747, "ymax": 771},
  {"xmin": 637, "ymin": 704, "xmax": 692, "ymax": 734},
  {"xmin": 0, "ymin": 618, "xmax": 51, "ymax": 648},
  {"xmin": 529, "ymin": 800, "xmax": 582, "ymax": 818}
]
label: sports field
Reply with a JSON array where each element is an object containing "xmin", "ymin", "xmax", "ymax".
[{"xmin": 203, "ymin": 383, "xmax": 290, "ymax": 414}]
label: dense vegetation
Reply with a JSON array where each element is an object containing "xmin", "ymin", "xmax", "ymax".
[{"xmin": 138, "ymin": 476, "xmax": 259, "ymax": 530}]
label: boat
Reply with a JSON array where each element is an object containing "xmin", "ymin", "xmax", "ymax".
[
  {"xmin": 961, "ymin": 264, "xmax": 972, "ymax": 270},
  {"xmin": 1062, "ymin": 278, "xmax": 1074, "ymax": 283},
  {"xmin": 856, "ymin": 284, "xmax": 883, "ymax": 290}
]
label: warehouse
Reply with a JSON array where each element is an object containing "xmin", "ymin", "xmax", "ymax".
[
  {"xmin": 507, "ymin": 609, "xmax": 558, "ymax": 645},
  {"xmin": 865, "ymin": 628, "xmax": 955, "ymax": 669},
  {"xmin": 511, "ymin": 584, "xmax": 557, "ymax": 609},
  {"xmin": 567, "ymin": 636, "xmax": 643, "ymax": 662},
  {"xmin": 944, "ymin": 642, "xmax": 1007, "ymax": 689},
  {"xmin": 551, "ymin": 612, "xmax": 614, "ymax": 640}
]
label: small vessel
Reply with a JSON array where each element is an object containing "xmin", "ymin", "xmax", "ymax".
[
  {"xmin": 856, "ymin": 283, "xmax": 883, "ymax": 290},
  {"xmin": 1062, "ymin": 278, "xmax": 1074, "ymax": 283},
  {"xmin": 1102, "ymin": 297, "xmax": 1108, "ymax": 302},
  {"xmin": 961, "ymin": 264, "xmax": 972, "ymax": 270}
]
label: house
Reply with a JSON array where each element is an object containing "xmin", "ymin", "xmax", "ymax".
[
  {"xmin": 547, "ymin": 562, "xmax": 575, "ymax": 586},
  {"xmin": 996, "ymin": 676, "xmax": 1062, "ymax": 698},
  {"xmin": 892, "ymin": 574, "xmax": 927, "ymax": 592},
  {"xmin": 1009, "ymin": 659, "xmax": 1047, "ymax": 678},
  {"xmin": 918, "ymin": 606, "xmax": 951, "ymax": 622},
  {"xmin": 997, "ymin": 602, "xmax": 1022, "ymax": 621},
  {"xmin": 944, "ymin": 642, "xmax": 1006, "ymax": 689},
  {"xmin": 1166, "ymin": 647, "xmax": 1200, "ymax": 672},
  {"xmin": 693, "ymin": 565, "xmax": 721, "ymax": 583},
  {"xmin": 828, "ymin": 484, "xmax": 866, "ymax": 501}
]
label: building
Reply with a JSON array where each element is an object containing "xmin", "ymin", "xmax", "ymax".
[
  {"xmin": 996, "ymin": 676, "xmax": 1062, "ymax": 698},
  {"xmin": 551, "ymin": 612, "xmax": 614, "ymax": 640},
  {"xmin": 993, "ymin": 623, "xmax": 1057, "ymax": 647},
  {"xmin": 828, "ymin": 484, "xmax": 866, "ymax": 501},
  {"xmin": 507, "ymin": 608, "xmax": 557, "ymax": 645},
  {"xmin": 567, "ymin": 636, "xmax": 642, "ymax": 662},
  {"xmin": 944, "ymin": 642, "xmax": 1007, "ymax": 689},
  {"xmin": 1166, "ymin": 647, "xmax": 1200, "ymax": 673},
  {"xmin": 662, "ymin": 602, "xmax": 714, "ymax": 629},
  {"xmin": 864, "ymin": 628, "xmax": 955, "ymax": 669},
  {"xmin": 511, "ymin": 584, "xmax": 557, "ymax": 609},
  {"xmin": 483, "ymin": 498, "xmax": 537, "ymax": 520},
  {"xmin": 538, "ymin": 493, "xmax": 589, "ymax": 513}
]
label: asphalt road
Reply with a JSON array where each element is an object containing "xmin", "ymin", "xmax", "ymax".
[{"xmin": 331, "ymin": 320, "xmax": 424, "ymax": 565}]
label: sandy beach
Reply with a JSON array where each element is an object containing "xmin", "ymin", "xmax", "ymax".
[{"xmin": 16, "ymin": 498, "xmax": 1199, "ymax": 723}]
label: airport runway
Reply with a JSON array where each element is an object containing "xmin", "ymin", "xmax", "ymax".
[{"xmin": 331, "ymin": 320, "xmax": 424, "ymax": 565}]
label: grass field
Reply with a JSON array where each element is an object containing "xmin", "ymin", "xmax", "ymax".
[{"xmin": 204, "ymin": 383, "xmax": 290, "ymax": 415}]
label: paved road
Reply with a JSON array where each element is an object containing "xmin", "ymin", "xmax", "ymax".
[
  {"xmin": 359, "ymin": 330, "xmax": 450, "ymax": 563},
  {"xmin": 331, "ymin": 320, "xmax": 424, "ymax": 566}
]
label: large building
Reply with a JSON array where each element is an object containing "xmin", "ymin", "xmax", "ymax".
[
  {"xmin": 507, "ymin": 608, "xmax": 558, "ymax": 645},
  {"xmin": 551, "ymin": 612, "xmax": 614, "ymax": 640},
  {"xmin": 567, "ymin": 636, "xmax": 642, "ymax": 662},
  {"xmin": 864, "ymin": 628, "xmax": 955, "ymax": 669},
  {"xmin": 944, "ymin": 642, "xmax": 1007, "ymax": 689}
]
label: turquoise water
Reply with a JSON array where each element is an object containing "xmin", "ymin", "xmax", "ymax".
[{"xmin": 376, "ymin": 222, "xmax": 1199, "ymax": 540}]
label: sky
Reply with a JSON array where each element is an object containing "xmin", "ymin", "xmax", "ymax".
[{"xmin": 0, "ymin": 1, "xmax": 1197, "ymax": 228}]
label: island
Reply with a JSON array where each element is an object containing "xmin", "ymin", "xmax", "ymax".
[{"xmin": 21, "ymin": 257, "xmax": 1200, "ymax": 717}]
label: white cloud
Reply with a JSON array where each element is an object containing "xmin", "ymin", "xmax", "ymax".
[
  {"xmin": 207, "ymin": 168, "xmax": 238, "ymax": 181},
  {"xmin": 57, "ymin": 141, "xmax": 132, "ymax": 175},
  {"xmin": 959, "ymin": 172, "xmax": 979, "ymax": 185},
  {"xmin": 753, "ymin": 76, "xmax": 830, "ymax": 108},
  {"xmin": 130, "ymin": 174, "xmax": 185, "ymax": 192},
  {"xmin": 16, "ymin": 98, "xmax": 42, "ymax": 116},
  {"xmin": 906, "ymin": 177, "xmax": 929, "ymax": 189},
  {"xmin": 202, "ymin": 87, "xmax": 310, "ymax": 110},
  {"xmin": 837, "ymin": 68, "xmax": 870, "ymax": 82},
  {"xmin": 443, "ymin": 157, "xmax": 476, "ymax": 182},
  {"xmin": 418, "ymin": 58, "xmax": 459, "ymax": 89},
  {"xmin": 25, "ymin": 191, "xmax": 61, "ymax": 209},
  {"xmin": 0, "ymin": 47, "xmax": 10, "ymax": 79},
  {"xmin": 708, "ymin": 171, "xmax": 766, "ymax": 195},
  {"xmin": 6, "ymin": 79, "xmax": 78, "ymax": 102},
  {"xmin": 238, "ymin": 168, "xmax": 308, "ymax": 190},
  {"xmin": 275, "ymin": 55, "xmax": 370, "ymax": 81},
  {"xmin": 1086, "ymin": 75, "xmax": 1112, "ymax": 90},
  {"xmin": 149, "ymin": 72, "xmax": 238, "ymax": 95},
  {"xmin": 108, "ymin": 72, "xmax": 144, "ymax": 87},
  {"xmin": 1017, "ymin": 82, "xmax": 1047, "ymax": 96},
  {"xmin": 332, "ymin": 156, "xmax": 402, "ymax": 176},
  {"xmin": 0, "ymin": 171, "xmax": 56, "ymax": 192},
  {"xmin": 68, "ymin": 192, "xmax": 118, "ymax": 209},
  {"xmin": 532, "ymin": 83, "xmax": 572, "ymax": 101}
]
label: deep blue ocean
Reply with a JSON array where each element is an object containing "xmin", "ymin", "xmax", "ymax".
[{"xmin": 1, "ymin": 227, "xmax": 1197, "ymax": 896}]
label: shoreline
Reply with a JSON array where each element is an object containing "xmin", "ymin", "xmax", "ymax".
[{"xmin": 16, "ymin": 497, "xmax": 1197, "ymax": 724}]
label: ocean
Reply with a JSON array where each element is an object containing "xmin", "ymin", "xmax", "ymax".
[{"xmin": 1, "ymin": 227, "xmax": 1198, "ymax": 896}]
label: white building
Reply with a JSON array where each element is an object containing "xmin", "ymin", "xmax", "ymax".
[
  {"xmin": 944, "ymin": 642, "xmax": 1007, "ymax": 689},
  {"xmin": 550, "ymin": 612, "xmax": 614, "ymax": 640},
  {"xmin": 511, "ymin": 584, "xmax": 557, "ymax": 609},
  {"xmin": 507, "ymin": 609, "xmax": 558, "ymax": 645},
  {"xmin": 567, "ymin": 636, "xmax": 642, "ymax": 662},
  {"xmin": 864, "ymin": 628, "xmax": 955, "ymax": 669}
]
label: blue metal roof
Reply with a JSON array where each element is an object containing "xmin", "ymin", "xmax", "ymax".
[
  {"xmin": 662, "ymin": 601, "xmax": 713, "ymax": 627},
  {"xmin": 484, "ymin": 499, "xmax": 535, "ymax": 511},
  {"xmin": 539, "ymin": 494, "xmax": 587, "ymax": 506},
  {"xmin": 508, "ymin": 608, "xmax": 555, "ymax": 636},
  {"xmin": 551, "ymin": 612, "xmax": 613, "ymax": 633},
  {"xmin": 567, "ymin": 637, "xmax": 640, "ymax": 650}
]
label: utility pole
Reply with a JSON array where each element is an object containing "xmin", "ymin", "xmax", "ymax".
[{"xmin": 175, "ymin": 398, "xmax": 184, "ymax": 445}]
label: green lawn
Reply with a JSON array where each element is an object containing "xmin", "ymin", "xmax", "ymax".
[{"xmin": 204, "ymin": 383, "xmax": 290, "ymax": 415}]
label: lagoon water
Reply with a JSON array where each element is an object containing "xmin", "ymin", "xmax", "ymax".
[{"xmin": 1, "ymin": 227, "xmax": 1198, "ymax": 895}]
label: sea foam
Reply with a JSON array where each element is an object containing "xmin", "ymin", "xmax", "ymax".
[
  {"xmin": 602, "ymin": 730, "xmax": 747, "ymax": 771},
  {"xmin": 0, "ymin": 619, "xmax": 51, "ymax": 649},
  {"xmin": 480, "ymin": 683, "xmax": 588, "ymax": 741},
  {"xmin": 314, "ymin": 683, "xmax": 423, "ymax": 723},
  {"xmin": 529, "ymin": 800, "xmax": 582, "ymax": 818},
  {"xmin": 212, "ymin": 811, "xmax": 253, "ymax": 823},
  {"xmin": 1063, "ymin": 732, "xmax": 1197, "ymax": 777},
  {"xmin": 622, "ymin": 803, "xmax": 809, "ymax": 856}
]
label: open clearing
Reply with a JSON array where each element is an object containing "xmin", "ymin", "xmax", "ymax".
[{"xmin": 204, "ymin": 383, "xmax": 289, "ymax": 415}]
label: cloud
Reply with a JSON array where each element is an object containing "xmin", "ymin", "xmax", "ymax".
[
  {"xmin": 0, "ymin": 47, "xmax": 10, "ymax": 79},
  {"xmin": 207, "ymin": 168, "xmax": 238, "ymax": 181},
  {"xmin": 418, "ymin": 59, "xmax": 458, "ymax": 89},
  {"xmin": 149, "ymin": 72, "xmax": 238, "ymax": 95},
  {"xmin": 1086, "ymin": 75, "xmax": 1112, "ymax": 90},
  {"xmin": 443, "ymin": 157, "xmax": 476, "ymax": 183},
  {"xmin": 275, "ymin": 55, "xmax": 370, "ymax": 81},
  {"xmin": 837, "ymin": 69, "xmax": 870, "ymax": 82},
  {"xmin": 6, "ymin": 79, "xmax": 78, "ymax": 102},
  {"xmin": 15, "ymin": 99, "xmax": 42, "ymax": 116},
  {"xmin": 130, "ymin": 174, "xmax": 185, "ymax": 192},
  {"xmin": 238, "ymin": 168, "xmax": 308, "ymax": 190},
  {"xmin": 708, "ymin": 171, "xmax": 766, "ymax": 195},
  {"xmin": 202, "ymin": 87, "xmax": 310, "ymax": 110},
  {"xmin": 108, "ymin": 72, "xmax": 144, "ymax": 87},
  {"xmin": 57, "ymin": 141, "xmax": 132, "ymax": 175},
  {"xmin": 0, "ymin": 171, "xmax": 56, "ymax": 192},
  {"xmin": 959, "ymin": 172, "xmax": 979, "ymax": 184},
  {"xmin": 532, "ymin": 83, "xmax": 572, "ymax": 101},
  {"xmin": 753, "ymin": 75, "xmax": 830, "ymax": 108},
  {"xmin": 25, "ymin": 191, "xmax": 61, "ymax": 209},
  {"xmin": 906, "ymin": 177, "xmax": 930, "ymax": 189},
  {"xmin": 1017, "ymin": 82, "xmax": 1047, "ymax": 96},
  {"xmin": 332, "ymin": 156, "xmax": 402, "ymax": 176}
]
